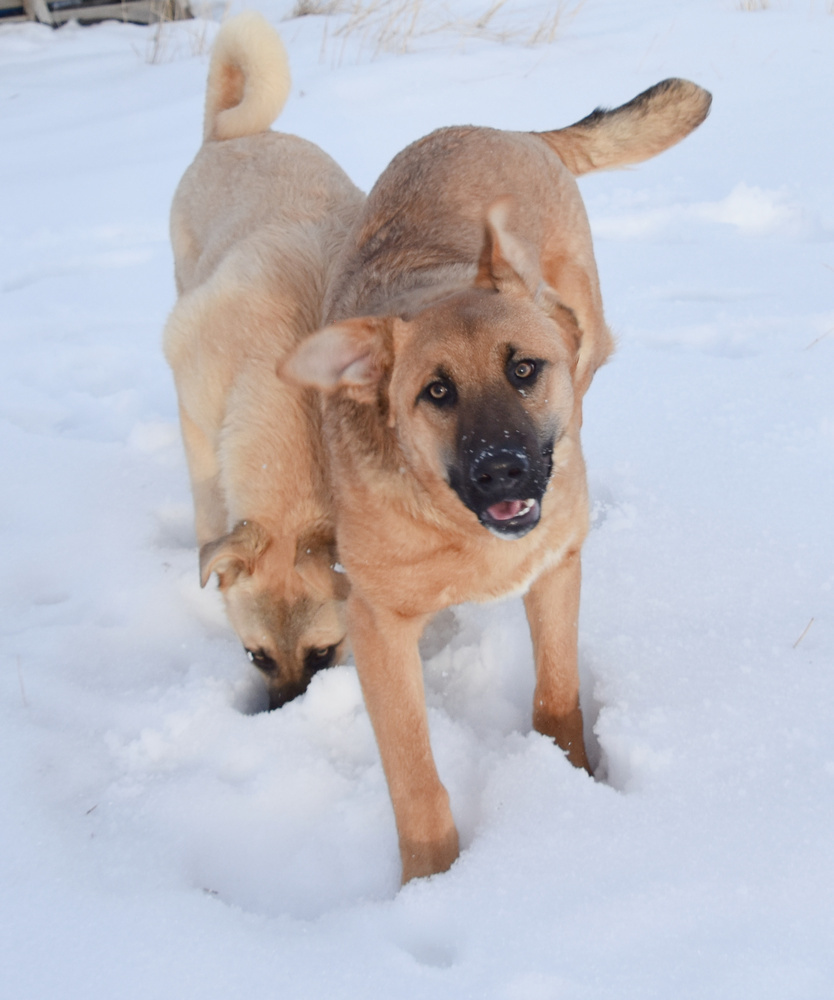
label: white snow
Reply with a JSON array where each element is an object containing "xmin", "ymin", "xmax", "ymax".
[{"xmin": 2, "ymin": 1, "xmax": 833, "ymax": 996}]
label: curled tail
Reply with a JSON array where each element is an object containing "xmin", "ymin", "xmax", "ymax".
[
  {"xmin": 538, "ymin": 78, "xmax": 711, "ymax": 176},
  {"xmin": 203, "ymin": 11, "xmax": 291, "ymax": 143}
]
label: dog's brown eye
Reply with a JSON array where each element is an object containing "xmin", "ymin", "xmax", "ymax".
[
  {"xmin": 507, "ymin": 357, "xmax": 543, "ymax": 390},
  {"xmin": 420, "ymin": 378, "xmax": 457, "ymax": 408},
  {"xmin": 246, "ymin": 648, "xmax": 278, "ymax": 674},
  {"xmin": 304, "ymin": 643, "xmax": 339, "ymax": 673}
]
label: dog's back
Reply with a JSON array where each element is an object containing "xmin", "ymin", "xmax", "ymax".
[{"xmin": 171, "ymin": 13, "xmax": 359, "ymax": 301}]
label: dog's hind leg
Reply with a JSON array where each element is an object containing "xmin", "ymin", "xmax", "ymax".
[
  {"xmin": 348, "ymin": 593, "xmax": 459, "ymax": 883},
  {"xmin": 524, "ymin": 549, "xmax": 590, "ymax": 773}
]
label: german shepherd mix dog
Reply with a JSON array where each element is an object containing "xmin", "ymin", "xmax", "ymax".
[
  {"xmin": 164, "ymin": 13, "xmax": 364, "ymax": 708},
  {"xmin": 285, "ymin": 80, "xmax": 711, "ymax": 881}
]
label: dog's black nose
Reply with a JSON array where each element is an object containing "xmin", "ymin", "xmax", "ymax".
[{"xmin": 471, "ymin": 448, "xmax": 530, "ymax": 495}]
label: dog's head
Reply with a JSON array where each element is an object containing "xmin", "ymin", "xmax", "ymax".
[
  {"xmin": 385, "ymin": 282, "xmax": 578, "ymax": 538},
  {"xmin": 199, "ymin": 520, "xmax": 349, "ymax": 708},
  {"xmin": 284, "ymin": 202, "xmax": 608, "ymax": 539}
]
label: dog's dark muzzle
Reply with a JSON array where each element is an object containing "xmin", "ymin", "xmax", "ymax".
[
  {"xmin": 448, "ymin": 409, "xmax": 554, "ymax": 538},
  {"xmin": 471, "ymin": 445, "xmax": 530, "ymax": 497},
  {"xmin": 470, "ymin": 444, "xmax": 545, "ymax": 536}
]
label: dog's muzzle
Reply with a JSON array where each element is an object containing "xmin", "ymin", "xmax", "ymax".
[{"xmin": 449, "ymin": 435, "xmax": 553, "ymax": 539}]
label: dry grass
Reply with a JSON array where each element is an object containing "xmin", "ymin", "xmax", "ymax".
[
  {"xmin": 527, "ymin": 0, "xmax": 587, "ymax": 44},
  {"xmin": 146, "ymin": 0, "xmax": 220, "ymax": 64},
  {"xmin": 292, "ymin": 0, "xmax": 343, "ymax": 14},
  {"xmin": 288, "ymin": 0, "xmax": 586, "ymax": 60},
  {"xmin": 792, "ymin": 617, "xmax": 815, "ymax": 648}
]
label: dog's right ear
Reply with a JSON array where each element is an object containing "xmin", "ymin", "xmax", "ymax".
[
  {"xmin": 279, "ymin": 317, "xmax": 394, "ymax": 403},
  {"xmin": 199, "ymin": 520, "xmax": 271, "ymax": 589},
  {"xmin": 295, "ymin": 527, "xmax": 350, "ymax": 602}
]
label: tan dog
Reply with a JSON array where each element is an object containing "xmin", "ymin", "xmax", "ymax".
[
  {"xmin": 164, "ymin": 12, "xmax": 364, "ymax": 708},
  {"xmin": 284, "ymin": 79, "xmax": 711, "ymax": 881}
]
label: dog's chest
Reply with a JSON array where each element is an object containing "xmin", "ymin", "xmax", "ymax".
[{"xmin": 341, "ymin": 503, "xmax": 562, "ymax": 615}]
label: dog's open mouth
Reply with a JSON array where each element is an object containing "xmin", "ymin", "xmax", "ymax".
[{"xmin": 480, "ymin": 497, "xmax": 540, "ymax": 537}]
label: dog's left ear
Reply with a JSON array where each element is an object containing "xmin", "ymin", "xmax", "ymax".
[
  {"xmin": 199, "ymin": 519, "xmax": 271, "ymax": 589},
  {"xmin": 295, "ymin": 527, "xmax": 350, "ymax": 601},
  {"xmin": 280, "ymin": 316, "xmax": 393, "ymax": 403}
]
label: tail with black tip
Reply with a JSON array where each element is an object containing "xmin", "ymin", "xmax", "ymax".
[{"xmin": 538, "ymin": 78, "xmax": 712, "ymax": 176}]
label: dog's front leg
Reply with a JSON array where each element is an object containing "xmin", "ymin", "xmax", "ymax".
[
  {"xmin": 348, "ymin": 591, "xmax": 459, "ymax": 883},
  {"xmin": 524, "ymin": 549, "xmax": 591, "ymax": 773},
  {"xmin": 176, "ymin": 404, "xmax": 225, "ymax": 547}
]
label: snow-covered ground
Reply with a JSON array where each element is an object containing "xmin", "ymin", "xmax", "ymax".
[{"xmin": 2, "ymin": 1, "xmax": 833, "ymax": 995}]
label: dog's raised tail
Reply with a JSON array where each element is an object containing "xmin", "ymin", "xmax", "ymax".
[
  {"xmin": 203, "ymin": 11, "xmax": 291, "ymax": 143},
  {"xmin": 538, "ymin": 78, "xmax": 711, "ymax": 176}
]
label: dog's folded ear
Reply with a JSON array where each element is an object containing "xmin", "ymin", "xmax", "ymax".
[
  {"xmin": 279, "ymin": 316, "xmax": 393, "ymax": 403},
  {"xmin": 476, "ymin": 199, "xmax": 566, "ymax": 318},
  {"xmin": 476, "ymin": 198, "xmax": 542, "ymax": 299},
  {"xmin": 477, "ymin": 199, "xmax": 613, "ymax": 399},
  {"xmin": 199, "ymin": 519, "xmax": 271, "ymax": 588},
  {"xmin": 295, "ymin": 527, "xmax": 350, "ymax": 601}
]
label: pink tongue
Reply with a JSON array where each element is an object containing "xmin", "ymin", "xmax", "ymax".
[{"xmin": 487, "ymin": 500, "xmax": 525, "ymax": 521}]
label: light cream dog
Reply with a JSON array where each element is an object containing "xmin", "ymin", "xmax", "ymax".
[
  {"xmin": 285, "ymin": 79, "xmax": 711, "ymax": 881},
  {"xmin": 164, "ymin": 12, "xmax": 364, "ymax": 707}
]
